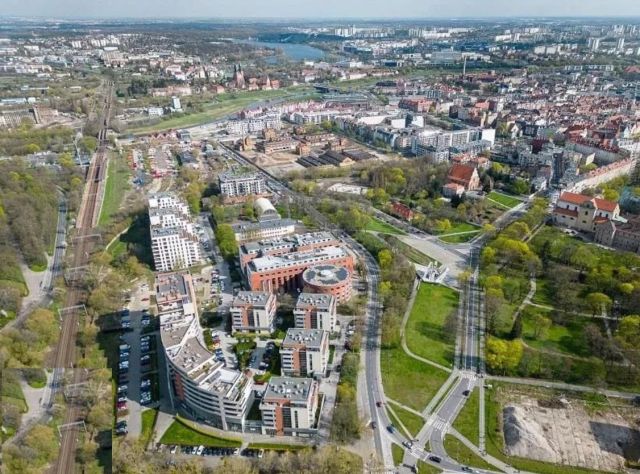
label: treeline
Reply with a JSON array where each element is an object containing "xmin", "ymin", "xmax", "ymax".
[
  {"xmin": 113, "ymin": 439, "xmax": 363, "ymax": 474},
  {"xmin": 0, "ymin": 123, "xmax": 74, "ymax": 156},
  {"xmin": 0, "ymin": 160, "xmax": 82, "ymax": 313},
  {"xmin": 331, "ymin": 352, "xmax": 361, "ymax": 443}
]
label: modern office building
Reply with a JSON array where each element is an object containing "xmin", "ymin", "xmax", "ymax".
[
  {"xmin": 156, "ymin": 272, "xmax": 253, "ymax": 432},
  {"xmin": 245, "ymin": 246, "xmax": 354, "ymax": 294},
  {"xmin": 259, "ymin": 376, "xmax": 319, "ymax": 436},
  {"xmin": 230, "ymin": 291, "xmax": 277, "ymax": 333},
  {"xmin": 280, "ymin": 328, "xmax": 329, "ymax": 377},
  {"xmin": 149, "ymin": 193, "xmax": 201, "ymax": 272},
  {"xmin": 218, "ymin": 171, "xmax": 266, "ymax": 198},
  {"xmin": 294, "ymin": 293, "xmax": 337, "ymax": 332}
]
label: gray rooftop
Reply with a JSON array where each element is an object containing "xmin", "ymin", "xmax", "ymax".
[
  {"xmin": 248, "ymin": 246, "xmax": 347, "ymax": 273},
  {"xmin": 302, "ymin": 264, "xmax": 350, "ymax": 286},
  {"xmin": 232, "ymin": 291, "xmax": 271, "ymax": 307},
  {"xmin": 296, "ymin": 292, "xmax": 334, "ymax": 310},
  {"xmin": 282, "ymin": 328, "xmax": 327, "ymax": 350},
  {"xmin": 240, "ymin": 231, "xmax": 336, "ymax": 256},
  {"xmin": 263, "ymin": 376, "xmax": 315, "ymax": 403}
]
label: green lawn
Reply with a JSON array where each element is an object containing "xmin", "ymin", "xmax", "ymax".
[
  {"xmin": 139, "ymin": 409, "xmax": 158, "ymax": 447},
  {"xmin": 417, "ymin": 460, "xmax": 442, "ymax": 473},
  {"xmin": 383, "ymin": 235, "xmax": 434, "ymax": 265},
  {"xmin": 366, "ymin": 217, "xmax": 407, "ymax": 235},
  {"xmin": 452, "ymin": 388, "xmax": 479, "ymax": 446},
  {"xmin": 246, "ymin": 442, "xmax": 307, "ymax": 451},
  {"xmin": 485, "ymin": 384, "xmax": 615, "ymax": 474},
  {"xmin": 443, "ymin": 435, "xmax": 494, "ymax": 471},
  {"xmin": 381, "ymin": 346, "xmax": 449, "ymax": 412},
  {"xmin": 159, "ymin": 419, "xmax": 241, "ymax": 447},
  {"xmin": 405, "ymin": 283, "xmax": 458, "ymax": 368},
  {"xmin": 0, "ymin": 310, "xmax": 16, "ymax": 329},
  {"xmin": 389, "ymin": 405, "xmax": 425, "ymax": 437},
  {"xmin": 99, "ymin": 156, "xmax": 130, "ymax": 226},
  {"xmin": 488, "ymin": 191, "xmax": 523, "ymax": 209},
  {"xmin": 392, "ymin": 444, "xmax": 405, "ymax": 466},
  {"xmin": 521, "ymin": 305, "xmax": 591, "ymax": 357},
  {"xmin": 531, "ymin": 279, "xmax": 553, "ymax": 306},
  {"xmin": 439, "ymin": 231, "xmax": 480, "ymax": 244},
  {"xmin": 127, "ymin": 88, "xmax": 313, "ymax": 134}
]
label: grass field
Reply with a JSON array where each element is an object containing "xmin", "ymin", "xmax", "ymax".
[
  {"xmin": 0, "ymin": 310, "xmax": 16, "ymax": 329},
  {"xmin": 443, "ymin": 435, "xmax": 494, "ymax": 470},
  {"xmin": 99, "ymin": 156, "xmax": 130, "ymax": 226},
  {"xmin": 485, "ymin": 383, "xmax": 615, "ymax": 474},
  {"xmin": 392, "ymin": 444, "xmax": 405, "ymax": 466},
  {"xmin": 417, "ymin": 460, "xmax": 442, "ymax": 473},
  {"xmin": 246, "ymin": 442, "xmax": 308, "ymax": 451},
  {"xmin": 389, "ymin": 404, "xmax": 425, "ymax": 437},
  {"xmin": 405, "ymin": 283, "xmax": 458, "ymax": 368},
  {"xmin": 383, "ymin": 235, "xmax": 434, "ymax": 265},
  {"xmin": 521, "ymin": 305, "xmax": 590, "ymax": 357},
  {"xmin": 127, "ymin": 88, "xmax": 314, "ymax": 134},
  {"xmin": 381, "ymin": 346, "xmax": 449, "ymax": 412},
  {"xmin": 531, "ymin": 279, "xmax": 553, "ymax": 306},
  {"xmin": 452, "ymin": 388, "xmax": 479, "ymax": 446},
  {"xmin": 159, "ymin": 419, "xmax": 241, "ymax": 447},
  {"xmin": 366, "ymin": 217, "xmax": 407, "ymax": 235},
  {"xmin": 488, "ymin": 191, "xmax": 523, "ymax": 209},
  {"xmin": 439, "ymin": 231, "xmax": 480, "ymax": 244},
  {"xmin": 139, "ymin": 409, "xmax": 158, "ymax": 448}
]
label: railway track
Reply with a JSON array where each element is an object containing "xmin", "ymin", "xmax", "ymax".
[{"xmin": 50, "ymin": 81, "xmax": 114, "ymax": 474}]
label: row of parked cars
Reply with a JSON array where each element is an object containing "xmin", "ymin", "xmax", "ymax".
[{"xmin": 162, "ymin": 445, "xmax": 264, "ymax": 459}]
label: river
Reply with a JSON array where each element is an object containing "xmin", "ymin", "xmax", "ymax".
[{"xmin": 236, "ymin": 39, "xmax": 325, "ymax": 63}]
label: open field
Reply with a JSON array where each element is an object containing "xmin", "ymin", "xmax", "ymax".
[
  {"xmin": 366, "ymin": 217, "xmax": 406, "ymax": 235},
  {"xmin": 452, "ymin": 387, "xmax": 479, "ymax": 446},
  {"xmin": 485, "ymin": 383, "xmax": 637, "ymax": 474},
  {"xmin": 488, "ymin": 191, "xmax": 523, "ymax": 209},
  {"xmin": 444, "ymin": 435, "xmax": 494, "ymax": 470},
  {"xmin": 405, "ymin": 283, "xmax": 457, "ymax": 368},
  {"xmin": 383, "ymin": 234, "xmax": 434, "ymax": 265},
  {"xmin": 439, "ymin": 232, "xmax": 480, "ymax": 244},
  {"xmin": 388, "ymin": 404, "xmax": 424, "ymax": 437},
  {"xmin": 392, "ymin": 444, "xmax": 405, "ymax": 466},
  {"xmin": 159, "ymin": 419, "xmax": 241, "ymax": 447},
  {"xmin": 416, "ymin": 460, "xmax": 442, "ymax": 473},
  {"xmin": 381, "ymin": 346, "xmax": 449, "ymax": 412},
  {"xmin": 99, "ymin": 156, "xmax": 131, "ymax": 226},
  {"xmin": 521, "ymin": 305, "xmax": 592, "ymax": 357},
  {"xmin": 127, "ymin": 88, "xmax": 315, "ymax": 134}
]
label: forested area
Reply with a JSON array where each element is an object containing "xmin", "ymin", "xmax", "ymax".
[
  {"xmin": 481, "ymin": 199, "xmax": 640, "ymax": 388},
  {"xmin": 0, "ymin": 160, "xmax": 82, "ymax": 315},
  {"xmin": 0, "ymin": 123, "xmax": 75, "ymax": 156}
]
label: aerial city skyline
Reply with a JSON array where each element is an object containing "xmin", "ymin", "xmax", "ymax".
[{"xmin": 1, "ymin": 6, "xmax": 640, "ymax": 474}]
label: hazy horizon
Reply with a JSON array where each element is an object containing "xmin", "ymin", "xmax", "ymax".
[{"xmin": 2, "ymin": 0, "xmax": 640, "ymax": 20}]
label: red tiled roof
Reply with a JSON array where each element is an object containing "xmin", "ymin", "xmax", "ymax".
[
  {"xmin": 447, "ymin": 163, "xmax": 476, "ymax": 184},
  {"xmin": 558, "ymin": 192, "xmax": 618, "ymax": 213},
  {"xmin": 553, "ymin": 207, "xmax": 578, "ymax": 218},
  {"xmin": 592, "ymin": 198, "xmax": 618, "ymax": 213}
]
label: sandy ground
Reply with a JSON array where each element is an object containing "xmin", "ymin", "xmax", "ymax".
[{"xmin": 502, "ymin": 394, "xmax": 640, "ymax": 472}]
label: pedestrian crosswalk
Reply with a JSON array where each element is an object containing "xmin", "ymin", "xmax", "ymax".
[{"xmin": 431, "ymin": 417, "xmax": 449, "ymax": 433}]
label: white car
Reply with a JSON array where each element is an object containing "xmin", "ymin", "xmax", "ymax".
[{"xmin": 196, "ymin": 445, "xmax": 205, "ymax": 456}]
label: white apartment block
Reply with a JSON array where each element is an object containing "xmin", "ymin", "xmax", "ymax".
[
  {"xmin": 230, "ymin": 291, "xmax": 277, "ymax": 333},
  {"xmin": 260, "ymin": 377, "xmax": 319, "ymax": 436},
  {"xmin": 156, "ymin": 272, "xmax": 253, "ymax": 432},
  {"xmin": 294, "ymin": 293, "xmax": 337, "ymax": 332},
  {"xmin": 218, "ymin": 171, "xmax": 266, "ymax": 198},
  {"xmin": 280, "ymin": 328, "xmax": 329, "ymax": 377},
  {"xmin": 149, "ymin": 193, "xmax": 201, "ymax": 272}
]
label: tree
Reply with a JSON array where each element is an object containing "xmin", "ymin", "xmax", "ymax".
[
  {"xmin": 509, "ymin": 315, "xmax": 523, "ymax": 340},
  {"xmin": 532, "ymin": 313, "xmax": 552, "ymax": 340},
  {"xmin": 377, "ymin": 249, "xmax": 393, "ymax": 271},
  {"xmin": 570, "ymin": 246, "xmax": 597, "ymax": 275},
  {"xmin": 215, "ymin": 224, "xmax": 238, "ymax": 261},
  {"xmin": 586, "ymin": 292, "xmax": 612, "ymax": 316},
  {"xmin": 486, "ymin": 337, "xmax": 523, "ymax": 375},
  {"xmin": 24, "ymin": 424, "xmax": 58, "ymax": 463}
]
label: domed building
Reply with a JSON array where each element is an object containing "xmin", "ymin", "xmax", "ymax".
[
  {"xmin": 302, "ymin": 264, "xmax": 352, "ymax": 303},
  {"xmin": 254, "ymin": 197, "xmax": 280, "ymax": 222}
]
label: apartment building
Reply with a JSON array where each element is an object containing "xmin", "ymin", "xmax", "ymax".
[
  {"xmin": 230, "ymin": 291, "xmax": 277, "ymax": 333},
  {"xmin": 149, "ymin": 193, "xmax": 201, "ymax": 272},
  {"xmin": 294, "ymin": 293, "xmax": 337, "ymax": 332},
  {"xmin": 553, "ymin": 191, "xmax": 620, "ymax": 233},
  {"xmin": 280, "ymin": 328, "xmax": 329, "ymax": 377},
  {"xmin": 218, "ymin": 171, "xmax": 266, "ymax": 198},
  {"xmin": 259, "ymin": 377, "xmax": 319, "ymax": 436},
  {"xmin": 156, "ymin": 272, "xmax": 253, "ymax": 432}
]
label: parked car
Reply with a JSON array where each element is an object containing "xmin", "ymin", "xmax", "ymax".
[{"xmin": 428, "ymin": 455, "xmax": 441, "ymax": 463}]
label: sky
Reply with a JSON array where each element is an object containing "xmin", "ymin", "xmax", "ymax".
[{"xmin": 1, "ymin": 0, "xmax": 640, "ymax": 19}]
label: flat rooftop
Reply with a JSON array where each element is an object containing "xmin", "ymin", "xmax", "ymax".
[
  {"xmin": 282, "ymin": 328, "xmax": 327, "ymax": 349},
  {"xmin": 263, "ymin": 376, "xmax": 314, "ymax": 403},
  {"xmin": 240, "ymin": 231, "xmax": 336, "ymax": 255},
  {"xmin": 155, "ymin": 272, "xmax": 191, "ymax": 302},
  {"xmin": 248, "ymin": 246, "xmax": 347, "ymax": 273},
  {"xmin": 296, "ymin": 292, "xmax": 334, "ymax": 310},
  {"xmin": 231, "ymin": 291, "xmax": 271, "ymax": 307}
]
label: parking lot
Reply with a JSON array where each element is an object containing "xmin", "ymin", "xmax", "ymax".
[{"xmin": 114, "ymin": 282, "xmax": 160, "ymax": 438}]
